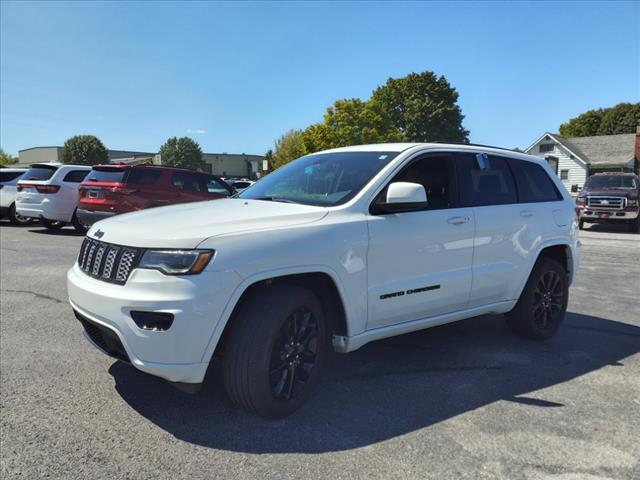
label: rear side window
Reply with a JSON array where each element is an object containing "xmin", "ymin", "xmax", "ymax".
[
  {"xmin": 63, "ymin": 170, "xmax": 89, "ymax": 183},
  {"xmin": 126, "ymin": 169, "xmax": 162, "ymax": 185},
  {"xmin": 207, "ymin": 177, "xmax": 232, "ymax": 195},
  {"xmin": 455, "ymin": 153, "xmax": 517, "ymax": 206},
  {"xmin": 0, "ymin": 171, "xmax": 24, "ymax": 182},
  {"xmin": 171, "ymin": 172, "xmax": 204, "ymax": 192},
  {"xmin": 22, "ymin": 166, "xmax": 58, "ymax": 181},
  {"xmin": 509, "ymin": 160, "xmax": 562, "ymax": 203},
  {"xmin": 84, "ymin": 168, "xmax": 127, "ymax": 183}
]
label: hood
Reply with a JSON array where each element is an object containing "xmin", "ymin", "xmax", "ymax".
[
  {"xmin": 579, "ymin": 188, "xmax": 639, "ymax": 200},
  {"xmin": 87, "ymin": 199, "xmax": 329, "ymax": 248}
]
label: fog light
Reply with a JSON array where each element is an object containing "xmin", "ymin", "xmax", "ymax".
[{"xmin": 130, "ymin": 311, "xmax": 174, "ymax": 331}]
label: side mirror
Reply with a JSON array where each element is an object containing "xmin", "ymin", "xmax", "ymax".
[{"xmin": 375, "ymin": 182, "xmax": 428, "ymax": 214}]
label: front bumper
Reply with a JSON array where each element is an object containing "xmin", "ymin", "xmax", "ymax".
[
  {"xmin": 67, "ymin": 263, "xmax": 241, "ymax": 384},
  {"xmin": 76, "ymin": 208, "xmax": 117, "ymax": 226},
  {"xmin": 15, "ymin": 200, "xmax": 71, "ymax": 222},
  {"xmin": 581, "ymin": 209, "xmax": 639, "ymax": 222}
]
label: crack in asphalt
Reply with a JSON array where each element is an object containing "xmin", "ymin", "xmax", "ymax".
[{"xmin": 1, "ymin": 289, "xmax": 66, "ymax": 305}]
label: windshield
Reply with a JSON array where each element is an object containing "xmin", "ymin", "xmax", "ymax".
[
  {"xmin": 585, "ymin": 175, "xmax": 638, "ymax": 189},
  {"xmin": 84, "ymin": 168, "xmax": 128, "ymax": 183},
  {"xmin": 240, "ymin": 151, "xmax": 399, "ymax": 206},
  {"xmin": 23, "ymin": 166, "xmax": 58, "ymax": 181}
]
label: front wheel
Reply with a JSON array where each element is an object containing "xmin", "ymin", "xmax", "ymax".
[
  {"xmin": 41, "ymin": 219, "xmax": 65, "ymax": 230},
  {"xmin": 628, "ymin": 216, "xmax": 640, "ymax": 233},
  {"xmin": 578, "ymin": 219, "xmax": 585, "ymax": 230},
  {"xmin": 223, "ymin": 284, "xmax": 326, "ymax": 418},
  {"xmin": 506, "ymin": 257, "xmax": 568, "ymax": 340},
  {"xmin": 8, "ymin": 204, "xmax": 31, "ymax": 225}
]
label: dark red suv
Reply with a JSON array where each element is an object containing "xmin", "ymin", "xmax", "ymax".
[{"xmin": 77, "ymin": 165, "xmax": 233, "ymax": 226}]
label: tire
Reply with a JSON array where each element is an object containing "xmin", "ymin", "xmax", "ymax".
[
  {"xmin": 506, "ymin": 257, "xmax": 568, "ymax": 340},
  {"xmin": 8, "ymin": 204, "xmax": 31, "ymax": 225},
  {"xmin": 41, "ymin": 219, "xmax": 65, "ymax": 230},
  {"xmin": 628, "ymin": 216, "xmax": 640, "ymax": 233},
  {"xmin": 223, "ymin": 284, "xmax": 327, "ymax": 418},
  {"xmin": 71, "ymin": 210, "xmax": 88, "ymax": 234},
  {"xmin": 578, "ymin": 219, "xmax": 584, "ymax": 230}
]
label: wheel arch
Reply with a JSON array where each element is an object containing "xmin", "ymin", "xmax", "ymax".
[{"xmin": 202, "ymin": 268, "xmax": 350, "ymax": 364}]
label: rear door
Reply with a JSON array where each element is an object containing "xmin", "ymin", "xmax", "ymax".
[
  {"xmin": 455, "ymin": 153, "xmax": 527, "ymax": 307},
  {"xmin": 366, "ymin": 152, "xmax": 475, "ymax": 329}
]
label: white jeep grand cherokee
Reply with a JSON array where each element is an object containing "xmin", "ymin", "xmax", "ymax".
[{"xmin": 67, "ymin": 143, "xmax": 580, "ymax": 418}]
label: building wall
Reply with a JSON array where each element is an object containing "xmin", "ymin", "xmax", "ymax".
[
  {"xmin": 203, "ymin": 153, "xmax": 265, "ymax": 178},
  {"xmin": 17, "ymin": 147, "xmax": 62, "ymax": 165},
  {"xmin": 526, "ymin": 139, "xmax": 588, "ymax": 193}
]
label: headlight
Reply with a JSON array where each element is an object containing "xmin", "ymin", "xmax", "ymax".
[
  {"xmin": 627, "ymin": 199, "xmax": 637, "ymax": 206},
  {"xmin": 576, "ymin": 197, "xmax": 585, "ymax": 206},
  {"xmin": 138, "ymin": 249, "xmax": 214, "ymax": 275}
]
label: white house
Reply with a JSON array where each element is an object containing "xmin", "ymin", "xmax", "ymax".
[{"xmin": 525, "ymin": 131, "xmax": 639, "ymax": 193}]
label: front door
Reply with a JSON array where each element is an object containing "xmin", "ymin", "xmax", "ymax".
[{"xmin": 366, "ymin": 152, "xmax": 475, "ymax": 330}]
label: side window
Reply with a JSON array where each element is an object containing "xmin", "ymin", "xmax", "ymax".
[
  {"xmin": 171, "ymin": 172, "xmax": 203, "ymax": 192},
  {"xmin": 206, "ymin": 177, "xmax": 231, "ymax": 195},
  {"xmin": 455, "ymin": 153, "xmax": 517, "ymax": 206},
  {"xmin": 62, "ymin": 170, "xmax": 89, "ymax": 183},
  {"xmin": 126, "ymin": 169, "xmax": 162, "ymax": 185},
  {"xmin": 377, "ymin": 153, "xmax": 457, "ymax": 211},
  {"xmin": 509, "ymin": 160, "xmax": 562, "ymax": 203}
]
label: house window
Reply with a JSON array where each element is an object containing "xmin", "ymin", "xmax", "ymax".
[
  {"xmin": 560, "ymin": 169, "xmax": 569, "ymax": 180},
  {"xmin": 539, "ymin": 144, "xmax": 554, "ymax": 153}
]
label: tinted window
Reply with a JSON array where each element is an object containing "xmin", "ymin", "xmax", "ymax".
[
  {"xmin": 456, "ymin": 153, "xmax": 517, "ymax": 206},
  {"xmin": 232, "ymin": 181, "xmax": 252, "ymax": 189},
  {"xmin": 207, "ymin": 177, "xmax": 231, "ymax": 195},
  {"xmin": 22, "ymin": 165, "xmax": 58, "ymax": 181},
  {"xmin": 241, "ymin": 151, "xmax": 398, "ymax": 206},
  {"xmin": 84, "ymin": 168, "xmax": 127, "ymax": 183},
  {"xmin": 584, "ymin": 175, "xmax": 639, "ymax": 189},
  {"xmin": 0, "ymin": 171, "xmax": 25, "ymax": 182},
  {"xmin": 62, "ymin": 170, "xmax": 89, "ymax": 183},
  {"xmin": 171, "ymin": 172, "xmax": 204, "ymax": 192},
  {"xmin": 127, "ymin": 169, "xmax": 161, "ymax": 185},
  {"xmin": 509, "ymin": 160, "xmax": 561, "ymax": 203},
  {"xmin": 377, "ymin": 154, "xmax": 456, "ymax": 211}
]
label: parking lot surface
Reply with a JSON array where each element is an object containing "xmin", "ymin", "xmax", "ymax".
[{"xmin": 1, "ymin": 222, "xmax": 639, "ymax": 480}]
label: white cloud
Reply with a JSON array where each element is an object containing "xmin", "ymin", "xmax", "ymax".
[{"xmin": 186, "ymin": 129, "xmax": 206, "ymax": 135}]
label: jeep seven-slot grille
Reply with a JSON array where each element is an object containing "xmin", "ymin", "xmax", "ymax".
[
  {"xmin": 77, "ymin": 237, "xmax": 141, "ymax": 285},
  {"xmin": 587, "ymin": 196, "xmax": 626, "ymax": 210}
]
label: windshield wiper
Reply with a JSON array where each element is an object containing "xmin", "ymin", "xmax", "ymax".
[{"xmin": 254, "ymin": 196, "xmax": 300, "ymax": 204}]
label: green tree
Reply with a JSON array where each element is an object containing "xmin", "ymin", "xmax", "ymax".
[
  {"xmin": 271, "ymin": 129, "xmax": 306, "ymax": 169},
  {"xmin": 301, "ymin": 98, "xmax": 403, "ymax": 153},
  {"xmin": 158, "ymin": 137, "xmax": 205, "ymax": 170},
  {"xmin": 559, "ymin": 103, "xmax": 639, "ymax": 137},
  {"xmin": 371, "ymin": 71, "xmax": 469, "ymax": 143},
  {"xmin": 61, "ymin": 135, "xmax": 109, "ymax": 165},
  {"xmin": 0, "ymin": 148, "xmax": 18, "ymax": 165}
]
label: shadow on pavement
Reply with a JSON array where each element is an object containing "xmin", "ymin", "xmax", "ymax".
[
  {"xmin": 28, "ymin": 227, "xmax": 83, "ymax": 236},
  {"xmin": 582, "ymin": 223, "xmax": 638, "ymax": 234},
  {"xmin": 109, "ymin": 312, "xmax": 640, "ymax": 453}
]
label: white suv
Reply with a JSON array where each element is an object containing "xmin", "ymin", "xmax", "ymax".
[
  {"xmin": 0, "ymin": 168, "xmax": 30, "ymax": 224},
  {"xmin": 67, "ymin": 143, "xmax": 580, "ymax": 418},
  {"xmin": 16, "ymin": 163, "xmax": 91, "ymax": 233}
]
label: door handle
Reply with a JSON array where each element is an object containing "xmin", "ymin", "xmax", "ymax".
[
  {"xmin": 447, "ymin": 216, "xmax": 470, "ymax": 225},
  {"xmin": 520, "ymin": 210, "xmax": 535, "ymax": 218}
]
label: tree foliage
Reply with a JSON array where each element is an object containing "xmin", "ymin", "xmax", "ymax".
[
  {"xmin": 271, "ymin": 130, "xmax": 306, "ymax": 170},
  {"xmin": 61, "ymin": 135, "xmax": 109, "ymax": 165},
  {"xmin": 371, "ymin": 72, "xmax": 469, "ymax": 143},
  {"xmin": 158, "ymin": 136, "xmax": 205, "ymax": 170},
  {"xmin": 0, "ymin": 148, "xmax": 18, "ymax": 165},
  {"xmin": 559, "ymin": 103, "xmax": 639, "ymax": 137}
]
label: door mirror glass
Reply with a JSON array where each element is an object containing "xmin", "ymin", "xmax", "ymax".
[{"xmin": 376, "ymin": 182, "xmax": 428, "ymax": 213}]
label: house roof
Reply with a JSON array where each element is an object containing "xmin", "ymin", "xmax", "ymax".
[{"xmin": 529, "ymin": 132, "xmax": 636, "ymax": 167}]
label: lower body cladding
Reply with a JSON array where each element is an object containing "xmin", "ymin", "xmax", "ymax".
[
  {"xmin": 67, "ymin": 264, "xmax": 241, "ymax": 389},
  {"xmin": 76, "ymin": 208, "xmax": 116, "ymax": 227}
]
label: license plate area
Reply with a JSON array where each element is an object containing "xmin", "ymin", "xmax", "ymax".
[
  {"xmin": 88, "ymin": 189, "xmax": 103, "ymax": 199},
  {"xmin": 598, "ymin": 212, "xmax": 611, "ymax": 219}
]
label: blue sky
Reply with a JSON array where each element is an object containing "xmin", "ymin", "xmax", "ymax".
[{"xmin": 1, "ymin": 1, "xmax": 638, "ymax": 156}]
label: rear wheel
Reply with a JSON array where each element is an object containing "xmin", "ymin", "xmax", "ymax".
[
  {"xmin": 71, "ymin": 209, "xmax": 88, "ymax": 234},
  {"xmin": 506, "ymin": 257, "xmax": 568, "ymax": 340},
  {"xmin": 8, "ymin": 204, "xmax": 31, "ymax": 225},
  {"xmin": 223, "ymin": 284, "xmax": 326, "ymax": 418},
  {"xmin": 41, "ymin": 219, "xmax": 65, "ymax": 230}
]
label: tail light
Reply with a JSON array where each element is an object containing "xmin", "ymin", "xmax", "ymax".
[
  {"xmin": 17, "ymin": 184, "xmax": 60, "ymax": 194},
  {"xmin": 110, "ymin": 187, "xmax": 137, "ymax": 195}
]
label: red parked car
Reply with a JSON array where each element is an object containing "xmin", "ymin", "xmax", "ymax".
[{"xmin": 77, "ymin": 165, "xmax": 234, "ymax": 226}]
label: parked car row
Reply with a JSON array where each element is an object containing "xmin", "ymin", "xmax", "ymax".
[{"xmin": 0, "ymin": 163, "xmax": 236, "ymax": 233}]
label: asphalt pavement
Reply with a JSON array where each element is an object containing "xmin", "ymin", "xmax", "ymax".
[{"xmin": 1, "ymin": 221, "xmax": 639, "ymax": 480}]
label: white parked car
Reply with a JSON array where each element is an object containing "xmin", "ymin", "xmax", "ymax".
[
  {"xmin": 0, "ymin": 168, "xmax": 30, "ymax": 224},
  {"xmin": 16, "ymin": 163, "xmax": 91, "ymax": 233},
  {"xmin": 228, "ymin": 179, "xmax": 255, "ymax": 193},
  {"xmin": 67, "ymin": 143, "xmax": 580, "ymax": 418}
]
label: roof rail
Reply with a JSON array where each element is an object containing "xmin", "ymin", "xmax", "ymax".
[{"xmin": 430, "ymin": 141, "xmax": 518, "ymax": 152}]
